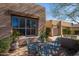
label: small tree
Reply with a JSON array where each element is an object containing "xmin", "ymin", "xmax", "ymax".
[
  {"xmin": 50, "ymin": 3, "xmax": 79, "ymax": 24},
  {"xmin": 39, "ymin": 28, "xmax": 51, "ymax": 42}
]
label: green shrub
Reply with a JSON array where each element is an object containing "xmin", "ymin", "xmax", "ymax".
[
  {"xmin": 10, "ymin": 31, "xmax": 20, "ymax": 42},
  {"xmin": 39, "ymin": 28, "xmax": 51, "ymax": 42},
  {"xmin": 46, "ymin": 28, "xmax": 51, "ymax": 37},
  {"xmin": 0, "ymin": 31, "xmax": 20, "ymax": 53},
  {"xmin": 63, "ymin": 28, "xmax": 71, "ymax": 35},
  {"xmin": 0, "ymin": 37, "xmax": 12, "ymax": 53}
]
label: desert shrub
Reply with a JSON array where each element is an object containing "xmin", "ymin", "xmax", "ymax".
[
  {"xmin": 0, "ymin": 31, "xmax": 20, "ymax": 53},
  {"xmin": 39, "ymin": 28, "xmax": 51, "ymax": 42},
  {"xmin": 10, "ymin": 31, "xmax": 20, "ymax": 42},
  {"xmin": 0, "ymin": 37, "xmax": 12, "ymax": 53}
]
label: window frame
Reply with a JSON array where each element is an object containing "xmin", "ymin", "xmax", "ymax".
[{"xmin": 11, "ymin": 15, "xmax": 38, "ymax": 36}]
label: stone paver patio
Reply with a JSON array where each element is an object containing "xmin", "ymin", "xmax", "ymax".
[{"xmin": 9, "ymin": 47, "xmax": 28, "ymax": 56}]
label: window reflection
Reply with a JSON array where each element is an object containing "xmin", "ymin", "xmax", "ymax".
[
  {"xmin": 12, "ymin": 16, "xmax": 20, "ymax": 28},
  {"xmin": 19, "ymin": 17, "xmax": 25, "ymax": 28}
]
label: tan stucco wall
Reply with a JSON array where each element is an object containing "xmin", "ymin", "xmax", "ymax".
[
  {"xmin": 61, "ymin": 21, "xmax": 71, "ymax": 27},
  {"xmin": 0, "ymin": 3, "xmax": 45, "ymax": 37},
  {"xmin": 46, "ymin": 20, "xmax": 52, "ymax": 28},
  {"xmin": 52, "ymin": 20, "xmax": 60, "ymax": 26},
  {"xmin": 46, "ymin": 20, "xmax": 79, "ymax": 36}
]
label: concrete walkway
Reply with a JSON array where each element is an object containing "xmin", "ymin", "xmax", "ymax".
[{"xmin": 48, "ymin": 36, "xmax": 61, "ymax": 41}]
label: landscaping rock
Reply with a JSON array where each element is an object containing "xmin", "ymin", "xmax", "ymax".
[
  {"xmin": 18, "ymin": 36, "xmax": 27, "ymax": 46},
  {"xmin": 10, "ymin": 41, "xmax": 19, "ymax": 51},
  {"xmin": 0, "ymin": 53, "xmax": 9, "ymax": 56},
  {"xmin": 9, "ymin": 47, "xmax": 28, "ymax": 56}
]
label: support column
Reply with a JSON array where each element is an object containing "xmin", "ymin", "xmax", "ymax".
[
  {"xmin": 58, "ymin": 21, "xmax": 63, "ymax": 37},
  {"xmin": 51, "ymin": 27, "xmax": 53, "ymax": 36}
]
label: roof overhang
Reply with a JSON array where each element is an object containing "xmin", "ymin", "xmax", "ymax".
[{"xmin": 5, "ymin": 10, "xmax": 39, "ymax": 19}]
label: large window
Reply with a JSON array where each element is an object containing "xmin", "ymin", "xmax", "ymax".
[
  {"xmin": 12, "ymin": 16, "xmax": 20, "ymax": 28},
  {"xmin": 11, "ymin": 16, "xmax": 38, "ymax": 36}
]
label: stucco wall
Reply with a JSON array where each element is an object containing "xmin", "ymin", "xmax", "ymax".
[
  {"xmin": 46, "ymin": 20, "xmax": 52, "ymax": 28},
  {"xmin": 0, "ymin": 3, "xmax": 45, "ymax": 38},
  {"xmin": 61, "ymin": 21, "xmax": 71, "ymax": 27}
]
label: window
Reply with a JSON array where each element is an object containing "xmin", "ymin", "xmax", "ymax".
[
  {"xmin": 12, "ymin": 16, "xmax": 20, "ymax": 28},
  {"xmin": 19, "ymin": 17, "xmax": 25, "ymax": 28},
  {"xmin": 26, "ymin": 18, "xmax": 38, "ymax": 35},
  {"xmin": 11, "ymin": 16, "xmax": 38, "ymax": 36}
]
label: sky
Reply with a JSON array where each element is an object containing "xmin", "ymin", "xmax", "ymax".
[
  {"xmin": 37, "ymin": 3, "xmax": 79, "ymax": 24},
  {"xmin": 37, "ymin": 3, "xmax": 54, "ymax": 20}
]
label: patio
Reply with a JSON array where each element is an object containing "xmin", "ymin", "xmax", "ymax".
[{"xmin": 9, "ymin": 46, "xmax": 28, "ymax": 56}]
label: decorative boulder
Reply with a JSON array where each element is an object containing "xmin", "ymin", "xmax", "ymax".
[
  {"xmin": 18, "ymin": 36, "xmax": 27, "ymax": 46},
  {"xmin": 10, "ymin": 41, "xmax": 19, "ymax": 51}
]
